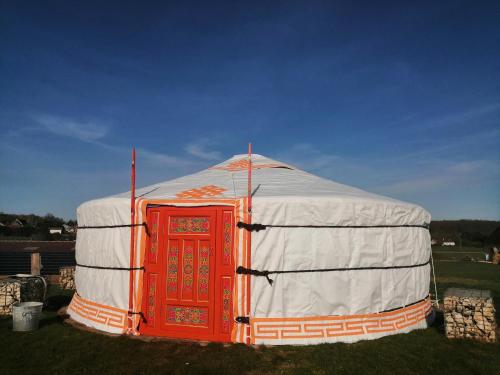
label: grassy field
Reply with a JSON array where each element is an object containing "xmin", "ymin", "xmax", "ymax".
[
  {"xmin": 431, "ymin": 245, "xmax": 487, "ymax": 262},
  {"xmin": 1, "ymin": 259, "xmax": 499, "ymax": 375}
]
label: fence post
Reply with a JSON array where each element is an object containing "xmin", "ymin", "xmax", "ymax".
[{"xmin": 31, "ymin": 252, "xmax": 41, "ymax": 275}]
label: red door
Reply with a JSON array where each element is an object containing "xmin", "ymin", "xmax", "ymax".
[{"xmin": 140, "ymin": 206, "xmax": 234, "ymax": 342}]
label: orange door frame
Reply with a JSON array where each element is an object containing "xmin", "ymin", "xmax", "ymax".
[{"xmin": 139, "ymin": 206, "xmax": 234, "ymax": 342}]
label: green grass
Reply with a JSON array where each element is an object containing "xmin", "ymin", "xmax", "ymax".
[
  {"xmin": 432, "ymin": 246, "xmax": 486, "ymax": 261},
  {"xmin": 1, "ymin": 262, "xmax": 499, "ymax": 375}
]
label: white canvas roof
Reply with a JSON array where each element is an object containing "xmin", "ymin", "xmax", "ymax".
[{"xmin": 80, "ymin": 154, "xmax": 430, "ymax": 227}]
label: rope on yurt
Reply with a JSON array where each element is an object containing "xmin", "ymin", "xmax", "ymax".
[
  {"xmin": 77, "ymin": 222, "xmax": 150, "ymax": 236},
  {"xmin": 236, "ymin": 258, "xmax": 431, "ymax": 285},
  {"xmin": 430, "ymin": 250, "xmax": 439, "ymax": 307},
  {"xmin": 75, "ymin": 263, "xmax": 145, "ymax": 271},
  {"xmin": 231, "ymin": 172, "xmax": 237, "ymax": 197},
  {"xmin": 237, "ymin": 222, "xmax": 430, "ymax": 231}
]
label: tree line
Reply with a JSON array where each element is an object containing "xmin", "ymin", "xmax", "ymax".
[
  {"xmin": 0, "ymin": 212, "xmax": 76, "ymax": 241},
  {"xmin": 429, "ymin": 220, "xmax": 500, "ymax": 247}
]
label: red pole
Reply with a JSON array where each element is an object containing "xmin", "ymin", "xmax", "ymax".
[
  {"xmin": 246, "ymin": 143, "xmax": 252, "ymax": 343},
  {"xmin": 247, "ymin": 142, "xmax": 252, "ymax": 215},
  {"xmin": 128, "ymin": 147, "xmax": 136, "ymax": 333}
]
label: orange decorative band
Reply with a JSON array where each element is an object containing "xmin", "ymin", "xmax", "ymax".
[
  {"xmin": 251, "ymin": 298, "xmax": 431, "ymax": 341},
  {"xmin": 175, "ymin": 185, "xmax": 227, "ymax": 199},
  {"xmin": 68, "ymin": 293, "xmax": 128, "ymax": 329}
]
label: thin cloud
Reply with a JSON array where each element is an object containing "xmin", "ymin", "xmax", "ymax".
[
  {"xmin": 374, "ymin": 128, "xmax": 500, "ymax": 163},
  {"xmin": 184, "ymin": 139, "xmax": 222, "ymax": 161},
  {"xmin": 33, "ymin": 114, "xmax": 109, "ymax": 142},
  {"xmin": 138, "ymin": 147, "xmax": 198, "ymax": 168},
  {"xmin": 403, "ymin": 103, "xmax": 500, "ymax": 132},
  {"xmin": 29, "ymin": 114, "xmax": 200, "ymax": 169},
  {"xmin": 274, "ymin": 143, "xmax": 341, "ymax": 171},
  {"xmin": 377, "ymin": 160, "xmax": 498, "ymax": 195}
]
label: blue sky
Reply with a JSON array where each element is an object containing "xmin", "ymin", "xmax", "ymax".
[{"xmin": 1, "ymin": 1, "xmax": 499, "ymax": 220}]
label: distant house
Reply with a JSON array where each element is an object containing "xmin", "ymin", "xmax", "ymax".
[
  {"xmin": 63, "ymin": 224, "xmax": 76, "ymax": 234},
  {"xmin": 442, "ymin": 241, "xmax": 456, "ymax": 246},
  {"xmin": 9, "ymin": 219, "xmax": 24, "ymax": 228},
  {"xmin": 49, "ymin": 227, "xmax": 63, "ymax": 235}
]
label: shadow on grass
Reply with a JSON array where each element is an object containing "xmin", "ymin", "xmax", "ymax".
[
  {"xmin": 39, "ymin": 315, "xmax": 63, "ymax": 328},
  {"xmin": 429, "ymin": 308, "xmax": 445, "ymax": 334},
  {"xmin": 44, "ymin": 294, "xmax": 72, "ymax": 311}
]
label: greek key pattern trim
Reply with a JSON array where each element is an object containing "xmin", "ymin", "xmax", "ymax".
[
  {"xmin": 251, "ymin": 298, "xmax": 431, "ymax": 341},
  {"xmin": 68, "ymin": 293, "xmax": 127, "ymax": 330}
]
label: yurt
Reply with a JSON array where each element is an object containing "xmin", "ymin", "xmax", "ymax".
[{"xmin": 68, "ymin": 153, "xmax": 433, "ymax": 345}]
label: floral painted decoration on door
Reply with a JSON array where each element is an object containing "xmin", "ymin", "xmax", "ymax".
[
  {"xmin": 198, "ymin": 244, "xmax": 210, "ymax": 301},
  {"xmin": 222, "ymin": 211, "xmax": 232, "ymax": 265},
  {"xmin": 147, "ymin": 274, "xmax": 157, "ymax": 326},
  {"xmin": 148, "ymin": 212, "xmax": 160, "ymax": 264},
  {"xmin": 170, "ymin": 217, "xmax": 210, "ymax": 233},
  {"xmin": 166, "ymin": 243, "xmax": 179, "ymax": 297},
  {"xmin": 167, "ymin": 306, "xmax": 209, "ymax": 326},
  {"xmin": 182, "ymin": 243, "xmax": 194, "ymax": 299},
  {"xmin": 221, "ymin": 277, "xmax": 231, "ymax": 333}
]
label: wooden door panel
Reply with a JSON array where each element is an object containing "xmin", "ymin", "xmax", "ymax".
[
  {"xmin": 143, "ymin": 208, "xmax": 162, "ymax": 330},
  {"xmin": 166, "ymin": 239, "xmax": 180, "ymax": 300},
  {"xmin": 140, "ymin": 206, "xmax": 234, "ymax": 342},
  {"xmin": 161, "ymin": 211, "xmax": 215, "ymax": 334},
  {"xmin": 197, "ymin": 240, "xmax": 210, "ymax": 302},
  {"xmin": 148, "ymin": 211, "xmax": 160, "ymax": 264},
  {"xmin": 220, "ymin": 276, "xmax": 232, "ymax": 334},
  {"xmin": 180, "ymin": 239, "xmax": 195, "ymax": 301}
]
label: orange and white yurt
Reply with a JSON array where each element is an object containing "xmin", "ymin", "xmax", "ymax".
[{"xmin": 68, "ymin": 153, "xmax": 433, "ymax": 345}]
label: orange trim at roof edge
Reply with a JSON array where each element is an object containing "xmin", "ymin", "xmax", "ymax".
[{"xmin": 210, "ymin": 158, "xmax": 293, "ymax": 171}]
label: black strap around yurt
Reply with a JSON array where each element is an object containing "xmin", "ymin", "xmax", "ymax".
[
  {"xmin": 236, "ymin": 258, "xmax": 431, "ymax": 285},
  {"xmin": 77, "ymin": 222, "xmax": 150, "ymax": 236},
  {"xmin": 76, "ymin": 263, "xmax": 145, "ymax": 271},
  {"xmin": 237, "ymin": 222, "xmax": 430, "ymax": 232}
]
